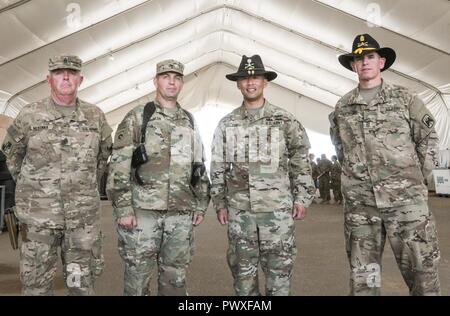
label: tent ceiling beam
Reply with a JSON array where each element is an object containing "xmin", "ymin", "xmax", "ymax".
[
  {"xmin": 0, "ymin": 0, "xmax": 155, "ymax": 67},
  {"xmin": 0, "ymin": 0, "xmax": 31, "ymax": 14},
  {"xmin": 312, "ymin": 0, "xmax": 449, "ymax": 56}
]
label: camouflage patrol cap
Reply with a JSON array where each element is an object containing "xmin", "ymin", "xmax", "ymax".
[
  {"xmin": 49, "ymin": 55, "xmax": 82, "ymax": 72},
  {"xmin": 156, "ymin": 59, "xmax": 184, "ymax": 76}
]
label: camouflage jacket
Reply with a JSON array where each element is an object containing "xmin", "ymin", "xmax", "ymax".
[
  {"xmin": 311, "ymin": 161, "xmax": 319, "ymax": 179},
  {"xmin": 329, "ymin": 80, "xmax": 439, "ymax": 208},
  {"xmin": 106, "ymin": 102, "xmax": 211, "ymax": 219},
  {"xmin": 317, "ymin": 158, "xmax": 332, "ymax": 179},
  {"xmin": 210, "ymin": 100, "xmax": 315, "ymax": 213},
  {"xmin": 1, "ymin": 97, "xmax": 112, "ymax": 229},
  {"xmin": 330, "ymin": 161, "xmax": 341, "ymax": 182}
]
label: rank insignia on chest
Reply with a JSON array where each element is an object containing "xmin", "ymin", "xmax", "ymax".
[{"xmin": 422, "ymin": 114, "xmax": 435, "ymax": 128}]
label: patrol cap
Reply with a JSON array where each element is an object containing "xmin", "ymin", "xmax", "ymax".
[
  {"xmin": 48, "ymin": 55, "xmax": 82, "ymax": 72},
  {"xmin": 156, "ymin": 59, "xmax": 184, "ymax": 76}
]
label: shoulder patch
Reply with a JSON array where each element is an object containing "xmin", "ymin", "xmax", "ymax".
[
  {"xmin": 422, "ymin": 114, "xmax": 434, "ymax": 128},
  {"xmin": 113, "ymin": 121, "xmax": 132, "ymax": 149},
  {"xmin": 2, "ymin": 142, "xmax": 12, "ymax": 155}
]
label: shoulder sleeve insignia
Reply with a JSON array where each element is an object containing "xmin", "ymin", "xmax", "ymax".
[{"xmin": 2, "ymin": 142, "xmax": 12, "ymax": 155}]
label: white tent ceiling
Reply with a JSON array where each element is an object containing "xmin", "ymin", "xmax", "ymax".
[{"xmin": 0, "ymin": 0, "xmax": 449, "ymax": 148}]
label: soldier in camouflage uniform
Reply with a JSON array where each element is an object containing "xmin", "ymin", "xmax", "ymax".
[
  {"xmin": 329, "ymin": 34, "xmax": 440, "ymax": 295},
  {"xmin": 330, "ymin": 155, "xmax": 342, "ymax": 204},
  {"xmin": 315, "ymin": 157, "xmax": 321, "ymax": 197},
  {"xmin": 211, "ymin": 55, "xmax": 315, "ymax": 296},
  {"xmin": 107, "ymin": 59, "xmax": 210, "ymax": 296},
  {"xmin": 309, "ymin": 154, "xmax": 319, "ymax": 203},
  {"xmin": 1, "ymin": 55, "xmax": 112, "ymax": 295},
  {"xmin": 309, "ymin": 154, "xmax": 319, "ymax": 189},
  {"xmin": 317, "ymin": 154, "xmax": 332, "ymax": 204}
]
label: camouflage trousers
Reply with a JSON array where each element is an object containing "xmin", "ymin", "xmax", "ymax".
[
  {"xmin": 227, "ymin": 207, "xmax": 297, "ymax": 296},
  {"xmin": 117, "ymin": 209, "xmax": 194, "ymax": 296},
  {"xmin": 331, "ymin": 181, "xmax": 342, "ymax": 202},
  {"xmin": 20, "ymin": 224, "xmax": 104, "ymax": 296},
  {"xmin": 318, "ymin": 176, "xmax": 331, "ymax": 201},
  {"xmin": 344, "ymin": 201, "xmax": 440, "ymax": 295}
]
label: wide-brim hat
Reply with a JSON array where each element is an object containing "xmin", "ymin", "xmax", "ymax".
[
  {"xmin": 226, "ymin": 55, "xmax": 277, "ymax": 81},
  {"xmin": 338, "ymin": 34, "xmax": 396, "ymax": 72}
]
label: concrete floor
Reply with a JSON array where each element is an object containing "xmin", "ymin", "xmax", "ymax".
[{"xmin": 1, "ymin": 194, "xmax": 449, "ymax": 296}]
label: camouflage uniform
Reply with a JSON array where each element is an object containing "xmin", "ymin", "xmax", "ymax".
[
  {"xmin": 107, "ymin": 100, "xmax": 210, "ymax": 296},
  {"xmin": 330, "ymin": 160, "xmax": 342, "ymax": 203},
  {"xmin": 329, "ymin": 80, "xmax": 440, "ymax": 295},
  {"xmin": 211, "ymin": 100, "xmax": 315, "ymax": 296},
  {"xmin": 317, "ymin": 157, "xmax": 332, "ymax": 202},
  {"xmin": 311, "ymin": 160, "xmax": 319, "ymax": 189},
  {"xmin": 2, "ymin": 80, "xmax": 112, "ymax": 295}
]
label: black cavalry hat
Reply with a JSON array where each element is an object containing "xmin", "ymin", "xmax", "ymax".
[
  {"xmin": 338, "ymin": 33, "xmax": 396, "ymax": 72},
  {"xmin": 226, "ymin": 55, "xmax": 277, "ymax": 81}
]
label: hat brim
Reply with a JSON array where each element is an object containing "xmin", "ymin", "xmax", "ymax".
[
  {"xmin": 49, "ymin": 66, "xmax": 81, "ymax": 72},
  {"xmin": 226, "ymin": 70, "xmax": 278, "ymax": 82},
  {"xmin": 338, "ymin": 47, "xmax": 396, "ymax": 72},
  {"xmin": 156, "ymin": 70, "xmax": 184, "ymax": 76}
]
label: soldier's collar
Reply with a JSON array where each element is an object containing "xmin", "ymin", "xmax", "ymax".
[
  {"xmin": 241, "ymin": 99, "xmax": 270, "ymax": 119},
  {"xmin": 153, "ymin": 100, "xmax": 164, "ymax": 112},
  {"xmin": 377, "ymin": 79, "xmax": 389, "ymax": 103},
  {"xmin": 50, "ymin": 96, "xmax": 79, "ymax": 107},
  {"xmin": 154, "ymin": 100, "xmax": 186, "ymax": 120},
  {"xmin": 154, "ymin": 100, "xmax": 181, "ymax": 111},
  {"xmin": 49, "ymin": 97, "xmax": 80, "ymax": 119},
  {"xmin": 348, "ymin": 89, "xmax": 365, "ymax": 105},
  {"xmin": 350, "ymin": 80, "xmax": 387, "ymax": 105}
]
